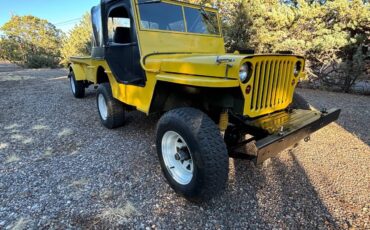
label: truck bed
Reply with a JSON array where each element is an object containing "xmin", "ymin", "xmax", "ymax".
[
  {"xmin": 69, "ymin": 56, "xmax": 99, "ymax": 83},
  {"xmin": 69, "ymin": 56, "xmax": 93, "ymax": 65}
]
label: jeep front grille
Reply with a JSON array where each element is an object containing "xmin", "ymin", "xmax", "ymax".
[{"xmin": 250, "ymin": 58, "xmax": 295, "ymax": 113}]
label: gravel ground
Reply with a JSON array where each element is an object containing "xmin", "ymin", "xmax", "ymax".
[
  {"xmin": 0, "ymin": 66, "xmax": 369, "ymax": 229},
  {"xmin": 0, "ymin": 62, "xmax": 22, "ymax": 73}
]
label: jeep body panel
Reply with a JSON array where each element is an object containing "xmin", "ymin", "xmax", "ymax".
[
  {"xmin": 70, "ymin": 55, "xmax": 240, "ymax": 113},
  {"xmin": 68, "ymin": 0, "xmax": 340, "ymax": 170},
  {"xmin": 70, "ymin": 0, "xmax": 306, "ymax": 117},
  {"xmin": 70, "ymin": 52, "xmax": 305, "ymax": 117}
]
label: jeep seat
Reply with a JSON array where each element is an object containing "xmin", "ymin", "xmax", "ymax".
[{"xmin": 114, "ymin": 27, "xmax": 131, "ymax": 44}]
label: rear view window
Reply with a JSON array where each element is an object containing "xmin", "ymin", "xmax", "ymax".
[
  {"xmin": 138, "ymin": 3, "xmax": 185, "ymax": 32},
  {"xmin": 184, "ymin": 7, "xmax": 219, "ymax": 35}
]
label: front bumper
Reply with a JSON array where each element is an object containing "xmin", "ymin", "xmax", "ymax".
[{"xmin": 254, "ymin": 108, "xmax": 341, "ymax": 164}]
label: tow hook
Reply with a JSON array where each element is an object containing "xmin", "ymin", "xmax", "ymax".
[
  {"xmin": 321, "ymin": 108, "xmax": 328, "ymax": 115},
  {"xmin": 278, "ymin": 126, "xmax": 285, "ymax": 136},
  {"xmin": 304, "ymin": 136, "xmax": 311, "ymax": 142}
]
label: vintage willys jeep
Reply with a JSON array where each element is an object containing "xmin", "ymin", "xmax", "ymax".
[{"xmin": 68, "ymin": 0, "xmax": 340, "ymax": 200}]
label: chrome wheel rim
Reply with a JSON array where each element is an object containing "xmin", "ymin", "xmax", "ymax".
[
  {"xmin": 98, "ymin": 94, "xmax": 108, "ymax": 120},
  {"xmin": 70, "ymin": 77, "xmax": 76, "ymax": 94},
  {"xmin": 161, "ymin": 131, "xmax": 193, "ymax": 185}
]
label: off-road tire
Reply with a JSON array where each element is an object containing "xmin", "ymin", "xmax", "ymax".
[
  {"xmin": 96, "ymin": 83, "xmax": 125, "ymax": 129},
  {"xmin": 69, "ymin": 71, "xmax": 85, "ymax": 98},
  {"xmin": 291, "ymin": 92, "xmax": 311, "ymax": 110},
  {"xmin": 156, "ymin": 107, "xmax": 229, "ymax": 201}
]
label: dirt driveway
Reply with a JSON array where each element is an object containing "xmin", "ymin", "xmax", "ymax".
[{"xmin": 0, "ymin": 66, "xmax": 369, "ymax": 229}]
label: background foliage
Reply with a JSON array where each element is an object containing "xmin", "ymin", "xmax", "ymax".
[
  {"xmin": 187, "ymin": 0, "xmax": 370, "ymax": 92},
  {"xmin": 60, "ymin": 13, "xmax": 92, "ymax": 66},
  {"xmin": 0, "ymin": 1, "xmax": 369, "ymax": 92},
  {"xmin": 0, "ymin": 16, "xmax": 62, "ymax": 68}
]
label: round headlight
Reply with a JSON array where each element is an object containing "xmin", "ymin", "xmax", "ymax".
[
  {"xmin": 294, "ymin": 61, "xmax": 302, "ymax": 77},
  {"xmin": 239, "ymin": 63, "xmax": 250, "ymax": 83}
]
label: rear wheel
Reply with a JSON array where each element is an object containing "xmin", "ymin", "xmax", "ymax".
[
  {"xmin": 69, "ymin": 71, "xmax": 85, "ymax": 98},
  {"xmin": 97, "ymin": 83, "xmax": 125, "ymax": 129},
  {"xmin": 156, "ymin": 108, "xmax": 229, "ymax": 201}
]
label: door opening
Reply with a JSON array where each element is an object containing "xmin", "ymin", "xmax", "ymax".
[{"xmin": 104, "ymin": 5, "xmax": 145, "ymax": 86}]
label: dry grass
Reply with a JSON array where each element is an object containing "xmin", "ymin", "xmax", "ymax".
[
  {"xmin": 11, "ymin": 217, "xmax": 29, "ymax": 230},
  {"xmin": 5, "ymin": 154, "xmax": 20, "ymax": 164},
  {"xmin": 4, "ymin": 124, "xmax": 21, "ymax": 130},
  {"xmin": 22, "ymin": 138, "xmax": 33, "ymax": 144},
  {"xmin": 0, "ymin": 143, "xmax": 9, "ymax": 150},
  {"xmin": 96, "ymin": 202, "xmax": 137, "ymax": 225},
  {"xmin": 57, "ymin": 128, "xmax": 74, "ymax": 137},
  {"xmin": 32, "ymin": 125, "xmax": 48, "ymax": 130},
  {"xmin": 43, "ymin": 147, "xmax": 54, "ymax": 157},
  {"xmin": 10, "ymin": 134, "xmax": 23, "ymax": 140},
  {"xmin": 9, "ymin": 134, "xmax": 33, "ymax": 144},
  {"xmin": 99, "ymin": 189, "xmax": 114, "ymax": 201},
  {"xmin": 69, "ymin": 179, "xmax": 89, "ymax": 190}
]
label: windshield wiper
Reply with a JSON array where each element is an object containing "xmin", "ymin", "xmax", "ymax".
[
  {"xmin": 199, "ymin": 7, "xmax": 210, "ymax": 20},
  {"xmin": 199, "ymin": 7, "xmax": 217, "ymax": 32}
]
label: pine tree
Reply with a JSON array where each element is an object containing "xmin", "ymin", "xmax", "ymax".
[{"xmin": 60, "ymin": 13, "xmax": 92, "ymax": 66}]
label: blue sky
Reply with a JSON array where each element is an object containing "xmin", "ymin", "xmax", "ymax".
[{"xmin": 0, "ymin": 0, "xmax": 99, "ymax": 33}]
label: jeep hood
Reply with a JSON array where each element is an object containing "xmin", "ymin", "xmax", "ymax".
[
  {"xmin": 145, "ymin": 53, "xmax": 303, "ymax": 79},
  {"xmin": 146, "ymin": 54, "xmax": 243, "ymax": 79}
]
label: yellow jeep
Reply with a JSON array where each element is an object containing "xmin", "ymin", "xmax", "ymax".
[{"xmin": 68, "ymin": 0, "xmax": 340, "ymax": 200}]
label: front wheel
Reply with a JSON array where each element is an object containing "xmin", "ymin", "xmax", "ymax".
[{"xmin": 156, "ymin": 108, "xmax": 229, "ymax": 201}]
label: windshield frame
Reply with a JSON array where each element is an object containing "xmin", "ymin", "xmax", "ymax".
[{"xmin": 135, "ymin": 0, "xmax": 222, "ymax": 37}]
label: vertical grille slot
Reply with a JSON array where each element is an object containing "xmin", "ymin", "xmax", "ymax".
[
  {"xmin": 270, "ymin": 60, "xmax": 281, "ymax": 107},
  {"xmin": 266, "ymin": 60, "xmax": 276, "ymax": 107},
  {"xmin": 276, "ymin": 61, "xmax": 286, "ymax": 105},
  {"xmin": 257, "ymin": 61, "xmax": 266, "ymax": 110},
  {"xmin": 282, "ymin": 61, "xmax": 291, "ymax": 103},
  {"xmin": 249, "ymin": 57, "xmax": 294, "ymax": 113},
  {"xmin": 261, "ymin": 60, "xmax": 271, "ymax": 109},
  {"xmin": 251, "ymin": 62, "xmax": 260, "ymax": 110}
]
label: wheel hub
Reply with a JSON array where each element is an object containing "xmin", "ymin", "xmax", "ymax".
[
  {"xmin": 175, "ymin": 148, "xmax": 191, "ymax": 162},
  {"xmin": 161, "ymin": 131, "xmax": 194, "ymax": 185}
]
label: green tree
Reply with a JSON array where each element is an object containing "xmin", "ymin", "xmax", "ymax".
[
  {"xmin": 270, "ymin": 0, "xmax": 370, "ymax": 92},
  {"xmin": 60, "ymin": 13, "xmax": 92, "ymax": 66},
  {"xmin": 188, "ymin": 0, "xmax": 369, "ymax": 92},
  {"xmin": 0, "ymin": 15, "xmax": 62, "ymax": 68}
]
